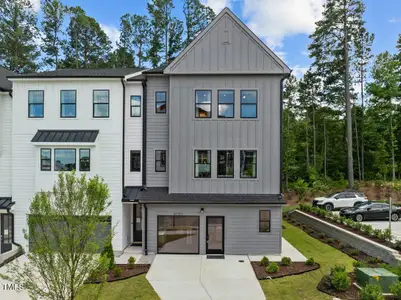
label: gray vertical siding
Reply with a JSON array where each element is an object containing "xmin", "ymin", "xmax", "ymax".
[
  {"xmin": 169, "ymin": 75, "xmax": 281, "ymax": 194},
  {"xmin": 146, "ymin": 76, "xmax": 169, "ymax": 187},
  {"xmin": 146, "ymin": 204, "xmax": 282, "ymax": 255}
]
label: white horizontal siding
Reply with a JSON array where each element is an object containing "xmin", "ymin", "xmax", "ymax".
[{"xmin": 0, "ymin": 93, "xmax": 12, "ymax": 197}]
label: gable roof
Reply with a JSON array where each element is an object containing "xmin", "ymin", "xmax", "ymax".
[
  {"xmin": 8, "ymin": 68, "xmax": 143, "ymax": 79},
  {"xmin": 0, "ymin": 67, "xmax": 16, "ymax": 91},
  {"xmin": 164, "ymin": 7, "xmax": 291, "ymax": 75}
]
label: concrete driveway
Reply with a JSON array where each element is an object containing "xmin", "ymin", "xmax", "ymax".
[{"xmin": 146, "ymin": 255, "xmax": 265, "ymax": 300}]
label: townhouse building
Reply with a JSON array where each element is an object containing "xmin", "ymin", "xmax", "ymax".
[{"xmin": 3, "ymin": 8, "xmax": 290, "ymax": 257}]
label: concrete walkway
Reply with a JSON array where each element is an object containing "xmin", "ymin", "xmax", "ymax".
[{"xmin": 146, "ymin": 255, "xmax": 265, "ymax": 300}]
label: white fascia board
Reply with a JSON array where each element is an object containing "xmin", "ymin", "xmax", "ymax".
[{"xmin": 124, "ymin": 69, "xmax": 149, "ymax": 81}]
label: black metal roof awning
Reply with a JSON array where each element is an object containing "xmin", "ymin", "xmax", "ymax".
[
  {"xmin": 31, "ymin": 130, "xmax": 99, "ymax": 143},
  {"xmin": 122, "ymin": 187, "xmax": 285, "ymax": 205},
  {"xmin": 0, "ymin": 197, "xmax": 14, "ymax": 211}
]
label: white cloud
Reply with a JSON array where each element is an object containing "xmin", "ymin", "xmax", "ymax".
[
  {"xmin": 201, "ymin": 0, "xmax": 230, "ymax": 13},
  {"xmin": 243, "ymin": 0, "xmax": 325, "ymax": 49},
  {"xmin": 29, "ymin": 0, "xmax": 41, "ymax": 12},
  {"xmin": 389, "ymin": 18, "xmax": 401, "ymax": 23},
  {"xmin": 100, "ymin": 24, "xmax": 120, "ymax": 50},
  {"xmin": 291, "ymin": 65, "xmax": 309, "ymax": 78}
]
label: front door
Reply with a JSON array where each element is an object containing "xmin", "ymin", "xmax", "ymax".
[
  {"xmin": 206, "ymin": 216, "xmax": 224, "ymax": 254},
  {"xmin": 133, "ymin": 205, "xmax": 142, "ymax": 243},
  {"xmin": 1, "ymin": 214, "xmax": 13, "ymax": 254}
]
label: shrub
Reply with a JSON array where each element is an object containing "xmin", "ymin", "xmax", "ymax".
[
  {"xmin": 353, "ymin": 222, "xmax": 363, "ymax": 231},
  {"xmin": 382, "ymin": 228, "xmax": 393, "ymax": 242},
  {"xmin": 260, "ymin": 256, "xmax": 269, "ymax": 267},
  {"xmin": 113, "ymin": 266, "xmax": 122, "ymax": 278},
  {"xmin": 353, "ymin": 260, "xmax": 367, "ymax": 269},
  {"xmin": 344, "ymin": 218, "xmax": 354, "ymax": 227},
  {"xmin": 327, "ymin": 238, "xmax": 335, "ymax": 244},
  {"xmin": 281, "ymin": 257, "xmax": 292, "ymax": 266},
  {"xmin": 362, "ymin": 224, "xmax": 374, "ymax": 236},
  {"xmin": 128, "ymin": 256, "xmax": 136, "ymax": 269},
  {"xmin": 292, "ymin": 178, "xmax": 309, "ymax": 202},
  {"xmin": 373, "ymin": 229, "xmax": 382, "ymax": 238},
  {"xmin": 339, "ymin": 243, "xmax": 346, "ymax": 249},
  {"xmin": 266, "ymin": 262, "xmax": 279, "ymax": 273},
  {"xmin": 101, "ymin": 241, "xmax": 115, "ymax": 270},
  {"xmin": 305, "ymin": 258, "xmax": 315, "ymax": 266},
  {"xmin": 339, "ymin": 216, "xmax": 347, "ymax": 224},
  {"xmin": 330, "ymin": 266, "xmax": 351, "ymax": 291},
  {"xmin": 360, "ymin": 284, "xmax": 384, "ymax": 300},
  {"xmin": 367, "ymin": 257, "xmax": 380, "ymax": 265},
  {"xmin": 349, "ymin": 249, "xmax": 360, "ymax": 256},
  {"xmin": 390, "ymin": 282, "xmax": 401, "ymax": 299},
  {"xmin": 318, "ymin": 232, "xmax": 326, "ymax": 239}
]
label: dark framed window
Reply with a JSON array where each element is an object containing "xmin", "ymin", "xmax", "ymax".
[
  {"xmin": 60, "ymin": 90, "xmax": 77, "ymax": 118},
  {"xmin": 40, "ymin": 148, "xmax": 51, "ymax": 171},
  {"xmin": 240, "ymin": 150, "xmax": 257, "ymax": 178},
  {"xmin": 155, "ymin": 150, "xmax": 166, "ymax": 172},
  {"xmin": 217, "ymin": 150, "xmax": 234, "ymax": 178},
  {"xmin": 240, "ymin": 90, "xmax": 257, "ymax": 118},
  {"xmin": 195, "ymin": 90, "xmax": 212, "ymax": 118},
  {"xmin": 155, "ymin": 92, "xmax": 167, "ymax": 114},
  {"xmin": 218, "ymin": 90, "xmax": 234, "ymax": 118},
  {"xmin": 93, "ymin": 90, "xmax": 110, "ymax": 118},
  {"xmin": 157, "ymin": 216, "xmax": 200, "ymax": 254},
  {"xmin": 131, "ymin": 95, "xmax": 141, "ymax": 117},
  {"xmin": 79, "ymin": 149, "xmax": 90, "ymax": 171},
  {"xmin": 194, "ymin": 150, "xmax": 211, "ymax": 178},
  {"xmin": 259, "ymin": 210, "xmax": 271, "ymax": 232},
  {"xmin": 130, "ymin": 151, "xmax": 141, "ymax": 172},
  {"xmin": 54, "ymin": 149, "xmax": 76, "ymax": 171},
  {"xmin": 28, "ymin": 90, "xmax": 44, "ymax": 118}
]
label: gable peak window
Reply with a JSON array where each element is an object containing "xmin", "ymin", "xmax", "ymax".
[
  {"xmin": 28, "ymin": 90, "xmax": 44, "ymax": 118},
  {"xmin": 155, "ymin": 150, "xmax": 166, "ymax": 172},
  {"xmin": 195, "ymin": 90, "xmax": 212, "ymax": 118},
  {"xmin": 217, "ymin": 150, "xmax": 234, "ymax": 178},
  {"xmin": 79, "ymin": 149, "xmax": 90, "ymax": 171},
  {"xmin": 240, "ymin": 150, "xmax": 257, "ymax": 178},
  {"xmin": 130, "ymin": 151, "xmax": 141, "ymax": 172},
  {"xmin": 194, "ymin": 150, "xmax": 211, "ymax": 178},
  {"xmin": 131, "ymin": 95, "xmax": 141, "ymax": 117},
  {"xmin": 60, "ymin": 90, "xmax": 77, "ymax": 118},
  {"xmin": 155, "ymin": 92, "xmax": 167, "ymax": 114},
  {"xmin": 259, "ymin": 210, "xmax": 271, "ymax": 232},
  {"xmin": 93, "ymin": 90, "xmax": 110, "ymax": 118},
  {"xmin": 241, "ymin": 90, "xmax": 257, "ymax": 118},
  {"xmin": 218, "ymin": 90, "xmax": 234, "ymax": 118}
]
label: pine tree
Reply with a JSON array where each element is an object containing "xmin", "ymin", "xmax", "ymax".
[
  {"xmin": 0, "ymin": 0, "xmax": 39, "ymax": 73},
  {"xmin": 62, "ymin": 6, "xmax": 112, "ymax": 68},
  {"xmin": 41, "ymin": 0, "xmax": 67, "ymax": 69},
  {"xmin": 183, "ymin": 0, "xmax": 215, "ymax": 46},
  {"xmin": 308, "ymin": 0, "xmax": 367, "ymax": 188},
  {"xmin": 131, "ymin": 14, "xmax": 151, "ymax": 67},
  {"xmin": 116, "ymin": 13, "xmax": 135, "ymax": 68},
  {"xmin": 167, "ymin": 17, "xmax": 184, "ymax": 62}
]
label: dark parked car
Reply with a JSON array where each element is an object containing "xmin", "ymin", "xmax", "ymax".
[{"xmin": 339, "ymin": 202, "xmax": 401, "ymax": 222}]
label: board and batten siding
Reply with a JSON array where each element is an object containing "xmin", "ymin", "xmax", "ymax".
[
  {"xmin": 146, "ymin": 204, "xmax": 282, "ymax": 255},
  {"xmin": 168, "ymin": 75, "xmax": 281, "ymax": 194},
  {"xmin": 146, "ymin": 76, "xmax": 169, "ymax": 187},
  {"xmin": 0, "ymin": 93, "xmax": 12, "ymax": 197}
]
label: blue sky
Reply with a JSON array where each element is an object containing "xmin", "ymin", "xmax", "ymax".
[{"xmin": 32, "ymin": 0, "xmax": 401, "ymax": 76}]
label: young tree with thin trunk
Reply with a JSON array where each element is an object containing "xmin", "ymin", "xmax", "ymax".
[
  {"xmin": 115, "ymin": 13, "xmax": 135, "ymax": 68},
  {"xmin": 1, "ymin": 172, "xmax": 113, "ymax": 300},
  {"xmin": 183, "ymin": 0, "xmax": 215, "ymax": 46},
  {"xmin": 131, "ymin": 14, "xmax": 151, "ymax": 67},
  {"xmin": 0, "ymin": 0, "xmax": 39, "ymax": 73},
  {"xmin": 167, "ymin": 17, "xmax": 184, "ymax": 62}
]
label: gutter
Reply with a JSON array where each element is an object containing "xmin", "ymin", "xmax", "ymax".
[{"xmin": 121, "ymin": 79, "xmax": 126, "ymax": 196}]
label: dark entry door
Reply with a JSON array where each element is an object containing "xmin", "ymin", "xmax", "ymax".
[
  {"xmin": 206, "ymin": 216, "xmax": 224, "ymax": 254},
  {"xmin": 1, "ymin": 214, "xmax": 13, "ymax": 254},
  {"xmin": 133, "ymin": 205, "xmax": 142, "ymax": 243}
]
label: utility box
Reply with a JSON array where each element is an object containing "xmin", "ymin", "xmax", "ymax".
[{"xmin": 355, "ymin": 268, "xmax": 398, "ymax": 293}]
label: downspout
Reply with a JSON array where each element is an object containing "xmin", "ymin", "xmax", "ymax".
[
  {"xmin": 144, "ymin": 204, "xmax": 148, "ymax": 255},
  {"xmin": 121, "ymin": 79, "xmax": 126, "ymax": 196},
  {"xmin": 142, "ymin": 80, "xmax": 148, "ymax": 255}
]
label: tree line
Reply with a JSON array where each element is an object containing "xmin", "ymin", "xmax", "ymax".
[
  {"xmin": 283, "ymin": 0, "xmax": 401, "ymax": 190},
  {"xmin": 0, "ymin": 0, "xmax": 215, "ymax": 73}
]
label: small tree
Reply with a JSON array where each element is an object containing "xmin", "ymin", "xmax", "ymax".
[{"xmin": 1, "ymin": 172, "xmax": 113, "ymax": 300}]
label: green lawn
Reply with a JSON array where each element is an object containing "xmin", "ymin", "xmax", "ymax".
[
  {"xmin": 260, "ymin": 221, "xmax": 355, "ymax": 300},
  {"xmin": 77, "ymin": 274, "xmax": 160, "ymax": 300}
]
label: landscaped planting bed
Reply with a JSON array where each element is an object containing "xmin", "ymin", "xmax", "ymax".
[
  {"xmin": 87, "ymin": 264, "xmax": 150, "ymax": 283},
  {"xmin": 251, "ymin": 261, "xmax": 320, "ymax": 279}
]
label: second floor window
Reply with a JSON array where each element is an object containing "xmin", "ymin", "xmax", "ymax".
[
  {"xmin": 55, "ymin": 149, "xmax": 76, "ymax": 171},
  {"xmin": 155, "ymin": 150, "xmax": 166, "ymax": 172},
  {"xmin": 218, "ymin": 90, "xmax": 234, "ymax": 118},
  {"xmin": 93, "ymin": 90, "xmax": 109, "ymax": 118},
  {"xmin": 194, "ymin": 150, "xmax": 211, "ymax": 178},
  {"xmin": 131, "ymin": 151, "xmax": 141, "ymax": 172},
  {"xmin": 41, "ymin": 149, "xmax": 51, "ymax": 171},
  {"xmin": 79, "ymin": 149, "xmax": 90, "ymax": 171},
  {"xmin": 155, "ymin": 92, "xmax": 167, "ymax": 114},
  {"xmin": 131, "ymin": 96, "xmax": 141, "ymax": 117},
  {"xmin": 217, "ymin": 150, "xmax": 234, "ymax": 178},
  {"xmin": 195, "ymin": 90, "xmax": 212, "ymax": 118},
  {"xmin": 241, "ymin": 90, "xmax": 257, "ymax": 118},
  {"xmin": 60, "ymin": 90, "xmax": 77, "ymax": 118},
  {"xmin": 28, "ymin": 90, "xmax": 44, "ymax": 118},
  {"xmin": 240, "ymin": 150, "xmax": 257, "ymax": 178}
]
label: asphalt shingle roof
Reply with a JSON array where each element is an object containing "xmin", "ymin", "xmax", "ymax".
[
  {"xmin": 8, "ymin": 68, "xmax": 143, "ymax": 79},
  {"xmin": 31, "ymin": 130, "xmax": 99, "ymax": 143},
  {"xmin": 0, "ymin": 67, "xmax": 16, "ymax": 91}
]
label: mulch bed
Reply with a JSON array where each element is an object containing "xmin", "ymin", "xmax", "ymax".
[
  {"xmin": 251, "ymin": 261, "xmax": 320, "ymax": 280},
  {"xmin": 86, "ymin": 264, "xmax": 150, "ymax": 284}
]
